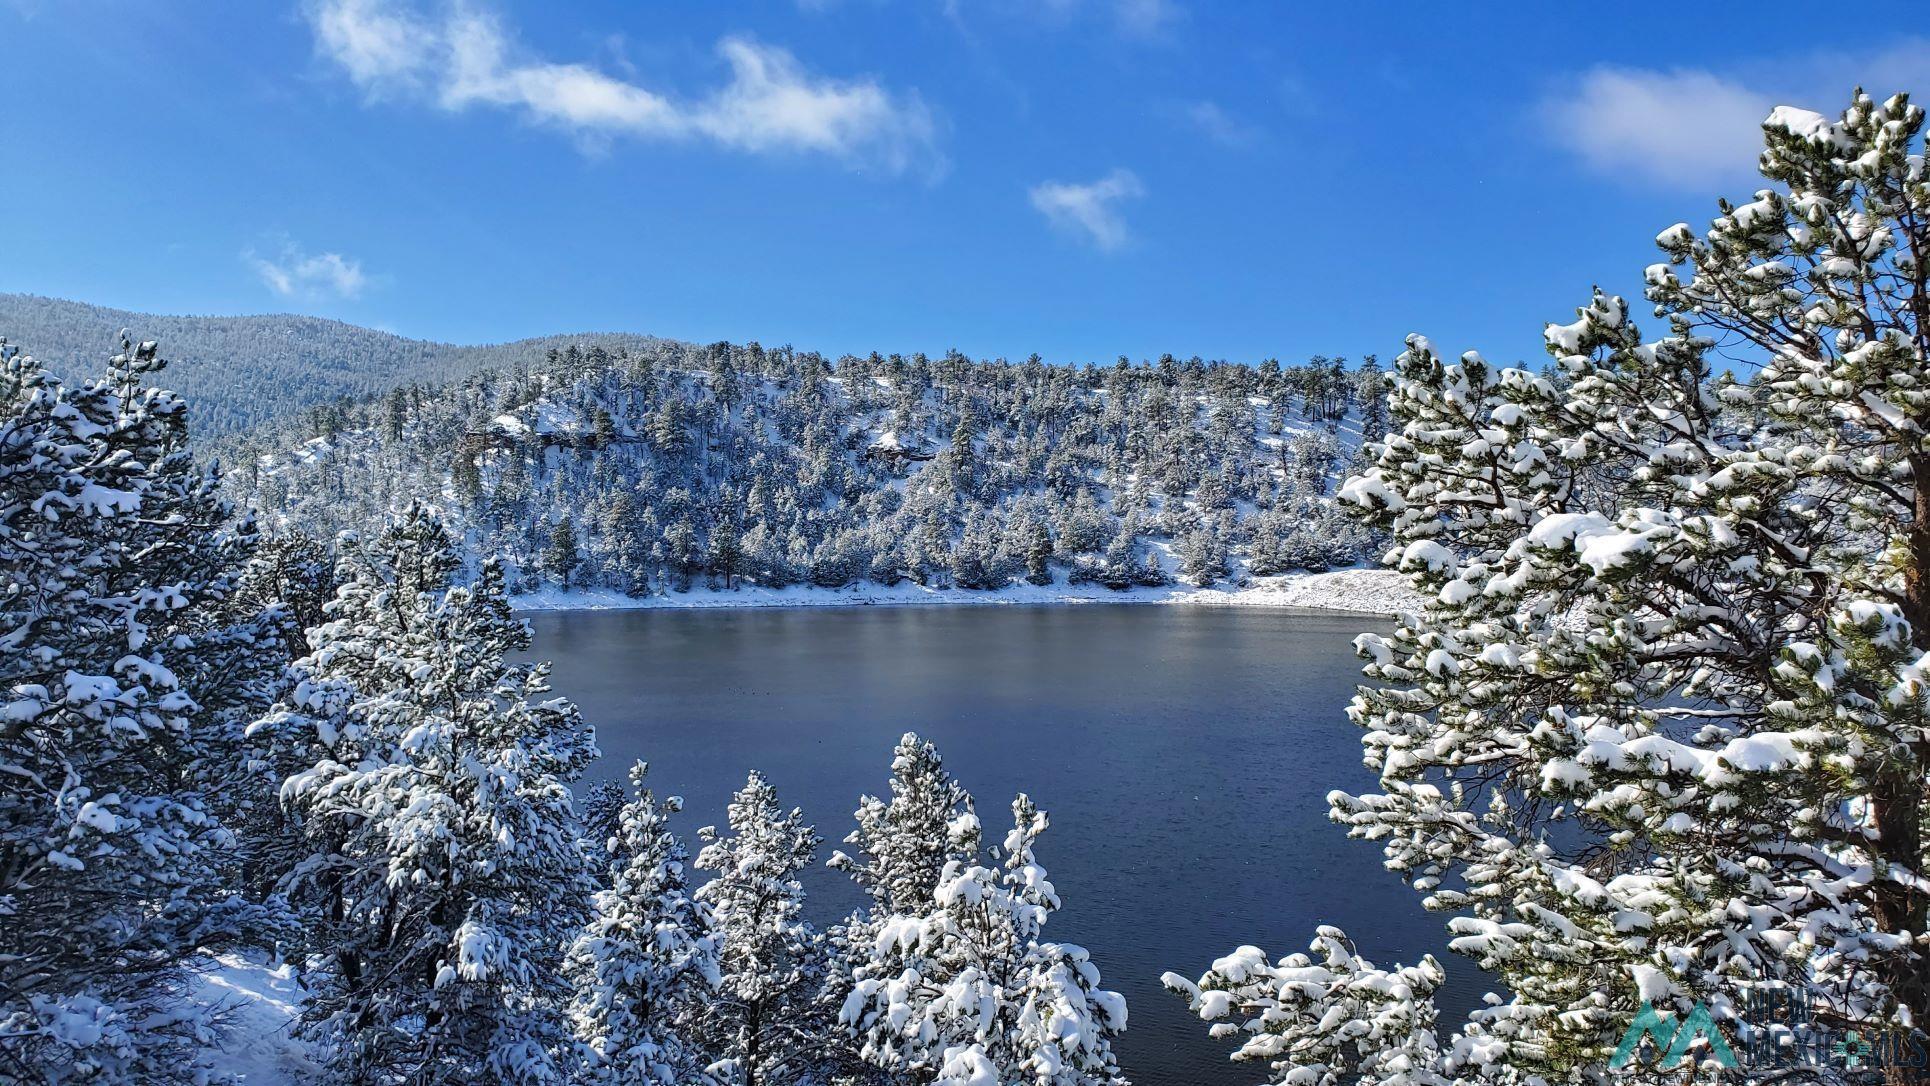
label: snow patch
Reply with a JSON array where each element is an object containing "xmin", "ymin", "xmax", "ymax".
[{"xmin": 190, "ymin": 952, "xmax": 319, "ymax": 1084}]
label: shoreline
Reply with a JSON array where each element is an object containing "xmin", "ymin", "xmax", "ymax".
[{"xmin": 510, "ymin": 566, "xmax": 1421, "ymax": 619}]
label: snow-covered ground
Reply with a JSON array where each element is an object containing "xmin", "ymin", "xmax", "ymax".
[
  {"xmin": 189, "ymin": 952, "xmax": 318, "ymax": 1084},
  {"xmin": 511, "ymin": 566, "xmax": 1421, "ymax": 618}
]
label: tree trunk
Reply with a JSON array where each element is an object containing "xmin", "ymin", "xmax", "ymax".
[
  {"xmin": 744, "ymin": 1001, "xmax": 762, "ymax": 1086},
  {"xmin": 1885, "ymin": 474, "xmax": 1930, "ymax": 1028}
]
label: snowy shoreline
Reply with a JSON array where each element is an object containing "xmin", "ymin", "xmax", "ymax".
[{"xmin": 510, "ymin": 566, "xmax": 1421, "ymax": 618}]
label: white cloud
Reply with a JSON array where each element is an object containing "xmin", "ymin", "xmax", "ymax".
[
  {"xmin": 1540, "ymin": 42, "xmax": 1930, "ymax": 189},
  {"xmin": 1174, "ymin": 100, "xmax": 1255, "ymax": 147},
  {"xmin": 308, "ymin": 0, "xmax": 438, "ymax": 92},
  {"xmin": 1540, "ymin": 68, "xmax": 1769, "ymax": 189},
  {"xmin": 1029, "ymin": 168, "xmax": 1144, "ymax": 251},
  {"xmin": 248, "ymin": 243, "xmax": 370, "ymax": 300},
  {"xmin": 307, "ymin": 0, "xmax": 942, "ymax": 176}
]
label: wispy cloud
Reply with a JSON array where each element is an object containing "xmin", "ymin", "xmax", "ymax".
[
  {"xmin": 1171, "ymin": 99, "xmax": 1256, "ymax": 147},
  {"xmin": 904, "ymin": 0, "xmax": 1182, "ymax": 40},
  {"xmin": 1277, "ymin": 70, "xmax": 1318, "ymax": 117},
  {"xmin": 307, "ymin": 0, "xmax": 943, "ymax": 177},
  {"xmin": 1029, "ymin": 168, "xmax": 1144, "ymax": 251},
  {"xmin": 247, "ymin": 242, "xmax": 370, "ymax": 300},
  {"xmin": 1538, "ymin": 41, "xmax": 1930, "ymax": 189},
  {"xmin": 1107, "ymin": 0, "xmax": 1180, "ymax": 37},
  {"xmin": 1539, "ymin": 68, "xmax": 1769, "ymax": 189}
]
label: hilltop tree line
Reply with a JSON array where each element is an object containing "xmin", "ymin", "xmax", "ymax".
[{"xmin": 225, "ymin": 340, "xmax": 1389, "ymax": 596}]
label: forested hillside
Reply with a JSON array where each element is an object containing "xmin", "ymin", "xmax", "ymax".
[
  {"xmin": 0, "ymin": 293, "xmax": 672, "ymax": 436},
  {"xmin": 223, "ymin": 339, "xmax": 1389, "ymax": 597}
]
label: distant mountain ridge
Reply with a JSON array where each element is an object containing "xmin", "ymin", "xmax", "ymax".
[{"xmin": 0, "ymin": 293, "xmax": 677, "ymax": 437}]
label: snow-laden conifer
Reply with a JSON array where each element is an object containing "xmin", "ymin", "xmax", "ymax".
[
  {"xmin": 0, "ymin": 335, "xmax": 278, "ymax": 1081},
  {"xmin": 1177, "ymin": 88, "xmax": 1930, "ymax": 1083},
  {"xmin": 1162, "ymin": 928, "xmax": 1444, "ymax": 1086},
  {"xmin": 823, "ymin": 733, "xmax": 980, "ymax": 1083},
  {"xmin": 830, "ymin": 732, "xmax": 981, "ymax": 918},
  {"xmin": 256, "ymin": 506, "xmax": 596, "ymax": 1083},
  {"xmin": 567, "ymin": 761, "xmax": 719, "ymax": 1085},
  {"xmin": 838, "ymin": 791, "xmax": 1127, "ymax": 1086},
  {"xmin": 694, "ymin": 771, "xmax": 828, "ymax": 1086},
  {"xmin": 232, "ymin": 530, "xmax": 336, "ymax": 645}
]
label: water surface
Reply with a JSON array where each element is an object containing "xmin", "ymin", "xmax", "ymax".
[{"xmin": 528, "ymin": 604, "xmax": 1480, "ymax": 1085}]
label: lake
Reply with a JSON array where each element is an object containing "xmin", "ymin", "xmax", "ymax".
[{"xmin": 528, "ymin": 604, "xmax": 1483, "ymax": 1085}]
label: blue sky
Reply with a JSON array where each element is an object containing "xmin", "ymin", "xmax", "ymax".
[{"xmin": 5, "ymin": 2, "xmax": 1929, "ymax": 367}]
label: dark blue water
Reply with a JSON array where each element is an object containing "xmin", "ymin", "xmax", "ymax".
[{"xmin": 527, "ymin": 604, "xmax": 1483, "ymax": 1085}]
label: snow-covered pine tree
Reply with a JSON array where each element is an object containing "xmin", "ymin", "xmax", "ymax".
[
  {"xmin": 226, "ymin": 530, "xmax": 342, "ymax": 899},
  {"xmin": 258, "ymin": 507, "xmax": 597, "ymax": 1083},
  {"xmin": 567, "ymin": 761, "xmax": 720, "ymax": 1086},
  {"xmin": 1162, "ymin": 928, "xmax": 1444, "ymax": 1086},
  {"xmin": 824, "ymin": 732, "xmax": 982, "ymax": 1085},
  {"xmin": 579, "ymin": 779, "xmax": 631, "ymax": 870},
  {"xmin": 234, "ymin": 530, "xmax": 337, "ymax": 642},
  {"xmin": 949, "ymin": 514, "xmax": 1005, "ymax": 591},
  {"xmin": 1351, "ymin": 357, "xmax": 1387, "ymax": 452},
  {"xmin": 90, "ymin": 342, "xmax": 296, "ymax": 940},
  {"xmin": 1135, "ymin": 548, "xmax": 1168, "ymax": 587},
  {"xmin": 0, "ymin": 334, "xmax": 286, "ymax": 1082},
  {"xmin": 838, "ymin": 794, "xmax": 1128, "ymax": 1086},
  {"xmin": 1020, "ymin": 514, "xmax": 1056, "ymax": 586},
  {"xmin": 694, "ymin": 772, "xmax": 829, "ymax": 1086},
  {"xmin": 1096, "ymin": 527, "xmax": 1139, "ymax": 591},
  {"xmin": 830, "ymin": 732, "xmax": 981, "ymax": 918},
  {"xmin": 1176, "ymin": 89, "xmax": 1930, "ymax": 1084},
  {"xmin": 1177, "ymin": 524, "xmax": 1228, "ymax": 587},
  {"xmin": 547, "ymin": 514, "xmax": 582, "ymax": 590}
]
